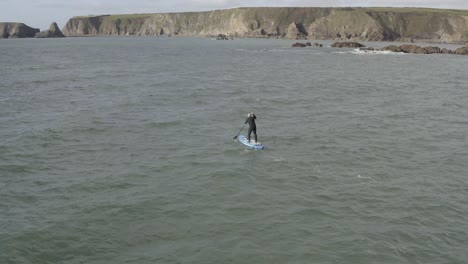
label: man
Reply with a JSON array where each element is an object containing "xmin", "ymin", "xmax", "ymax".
[{"xmin": 245, "ymin": 112, "xmax": 257, "ymax": 143}]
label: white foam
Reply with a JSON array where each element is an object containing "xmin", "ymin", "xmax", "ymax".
[
  {"xmin": 351, "ymin": 48, "xmax": 405, "ymax": 55},
  {"xmin": 332, "ymin": 48, "xmax": 406, "ymax": 55},
  {"xmin": 357, "ymin": 175, "xmax": 374, "ymax": 180},
  {"xmin": 331, "ymin": 51, "xmax": 349, "ymax": 54}
]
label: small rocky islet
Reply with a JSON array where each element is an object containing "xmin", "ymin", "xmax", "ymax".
[
  {"xmin": 1, "ymin": 22, "xmax": 65, "ymax": 39},
  {"xmin": 292, "ymin": 42, "xmax": 324, "ymax": 47},
  {"xmin": 35, "ymin": 22, "xmax": 66, "ymax": 38}
]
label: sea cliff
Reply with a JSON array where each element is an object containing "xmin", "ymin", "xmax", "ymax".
[
  {"xmin": 0, "ymin": 23, "xmax": 40, "ymax": 38},
  {"xmin": 62, "ymin": 7, "xmax": 468, "ymax": 43}
]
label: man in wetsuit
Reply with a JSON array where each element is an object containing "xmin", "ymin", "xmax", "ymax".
[{"xmin": 245, "ymin": 112, "xmax": 257, "ymax": 143}]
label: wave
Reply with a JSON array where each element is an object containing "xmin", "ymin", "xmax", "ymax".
[
  {"xmin": 331, "ymin": 51, "xmax": 349, "ymax": 54},
  {"xmin": 353, "ymin": 48, "xmax": 406, "ymax": 55},
  {"xmin": 236, "ymin": 48, "xmax": 270, "ymax": 53},
  {"xmin": 331, "ymin": 49, "xmax": 406, "ymax": 55},
  {"xmin": 352, "ymin": 48, "xmax": 405, "ymax": 55},
  {"xmin": 144, "ymin": 120, "xmax": 183, "ymax": 128},
  {"xmin": 236, "ymin": 48, "xmax": 325, "ymax": 54}
]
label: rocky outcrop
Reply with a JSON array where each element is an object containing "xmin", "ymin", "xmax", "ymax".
[
  {"xmin": 287, "ymin": 22, "xmax": 308, "ymax": 39},
  {"xmin": 423, "ymin": 46, "xmax": 442, "ymax": 54},
  {"xmin": 382, "ymin": 45, "xmax": 402, "ymax": 52},
  {"xmin": 441, "ymin": 48, "xmax": 454, "ymax": 54},
  {"xmin": 0, "ymin": 23, "xmax": 39, "ymax": 38},
  {"xmin": 374, "ymin": 44, "xmax": 467, "ymax": 55},
  {"xmin": 383, "ymin": 44, "xmax": 446, "ymax": 54},
  {"xmin": 292, "ymin": 42, "xmax": 307, "ymax": 47},
  {"xmin": 35, "ymin": 22, "xmax": 65, "ymax": 38},
  {"xmin": 331, "ymin": 42, "xmax": 365, "ymax": 48},
  {"xmin": 455, "ymin": 46, "xmax": 468, "ymax": 55},
  {"xmin": 292, "ymin": 42, "xmax": 324, "ymax": 48},
  {"xmin": 399, "ymin": 44, "xmax": 429, "ymax": 54},
  {"xmin": 61, "ymin": 7, "xmax": 468, "ymax": 43},
  {"xmin": 214, "ymin": 34, "xmax": 231, "ymax": 40},
  {"xmin": 292, "ymin": 42, "xmax": 313, "ymax": 47}
]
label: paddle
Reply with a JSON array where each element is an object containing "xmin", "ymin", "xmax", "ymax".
[{"xmin": 233, "ymin": 125, "xmax": 245, "ymax": 140}]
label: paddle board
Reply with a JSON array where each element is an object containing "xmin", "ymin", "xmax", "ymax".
[{"xmin": 239, "ymin": 135, "xmax": 264, "ymax": 150}]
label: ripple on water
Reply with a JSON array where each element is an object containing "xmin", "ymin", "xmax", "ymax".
[{"xmin": 1, "ymin": 37, "xmax": 468, "ymax": 264}]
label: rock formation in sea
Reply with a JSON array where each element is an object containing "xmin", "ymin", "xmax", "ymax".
[
  {"xmin": 292, "ymin": 42, "xmax": 324, "ymax": 47},
  {"xmin": 35, "ymin": 22, "xmax": 66, "ymax": 38},
  {"xmin": 61, "ymin": 7, "xmax": 468, "ymax": 43},
  {"xmin": 370, "ymin": 44, "xmax": 467, "ymax": 55},
  {"xmin": 0, "ymin": 23, "xmax": 40, "ymax": 38},
  {"xmin": 331, "ymin": 42, "xmax": 365, "ymax": 48},
  {"xmin": 455, "ymin": 46, "xmax": 468, "ymax": 55},
  {"xmin": 292, "ymin": 42, "xmax": 308, "ymax": 47}
]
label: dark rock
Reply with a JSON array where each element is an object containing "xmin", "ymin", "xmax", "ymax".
[
  {"xmin": 382, "ymin": 45, "xmax": 402, "ymax": 52},
  {"xmin": 35, "ymin": 22, "xmax": 65, "ymax": 38},
  {"xmin": 287, "ymin": 22, "xmax": 307, "ymax": 39},
  {"xmin": 441, "ymin": 48, "xmax": 453, "ymax": 54},
  {"xmin": 313, "ymin": 43, "xmax": 323, "ymax": 47},
  {"xmin": 292, "ymin": 42, "xmax": 307, "ymax": 47},
  {"xmin": 359, "ymin": 47, "xmax": 375, "ymax": 51},
  {"xmin": 215, "ymin": 34, "xmax": 230, "ymax": 40},
  {"xmin": 305, "ymin": 42, "xmax": 312, "ymax": 46},
  {"xmin": 423, "ymin": 46, "xmax": 441, "ymax": 54},
  {"xmin": 331, "ymin": 42, "xmax": 365, "ymax": 48},
  {"xmin": 399, "ymin": 44, "xmax": 429, "ymax": 54},
  {"xmin": 383, "ymin": 45, "xmax": 465, "ymax": 55},
  {"xmin": 455, "ymin": 46, "xmax": 468, "ymax": 55},
  {"xmin": 399, "ymin": 44, "xmax": 417, "ymax": 53},
  {"xmin": 414, "ymin": 47, "xmax": 429, "ymax": 54}
]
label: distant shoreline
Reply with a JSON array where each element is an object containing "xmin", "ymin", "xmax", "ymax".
[
  {"xmin": 60, "ymin": 7, "xmax": 468, "ymax": 44},
  {"xmin": 2, "ymin": 7, "xmax": 468, "ymax": 44},
  {"xmin": 1, "ymin": 34, "xmax": 467, "ymax": 50}
]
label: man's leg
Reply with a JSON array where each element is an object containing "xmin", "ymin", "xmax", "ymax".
[{"xmin": 253, "ymin": 127, "xmax": 257, "ymax": 143}]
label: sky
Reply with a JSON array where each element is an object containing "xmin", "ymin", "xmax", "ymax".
[{"xmin": 1, "ymin": 0, "xmax": 468, "ymax": 30}]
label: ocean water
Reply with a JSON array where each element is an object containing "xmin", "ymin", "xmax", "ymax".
[{"xmin": 1, "ymin": 37, "xmax": 468, "ymax": 264}]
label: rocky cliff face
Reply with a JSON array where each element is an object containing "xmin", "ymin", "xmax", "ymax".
[
  {"xmin": 0, "ymin": 23, "xmax": 40, "ymax": 38},
  {"xmin": 35, "ymin": 22, "xmax": 66, "ymax": 38},
  {"xmin": 62, "ymin": 7, "xmax": 468, "ymax": 43}
]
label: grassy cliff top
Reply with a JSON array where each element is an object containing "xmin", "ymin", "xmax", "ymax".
[
  {"xmin": 70, "ymin": 7, "xmax": 468, "ymax": 19},
  {"xmin": 363, "ymin": 7, "xmax": 468, "ymax": 15}
]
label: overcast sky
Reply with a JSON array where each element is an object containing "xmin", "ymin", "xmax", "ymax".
[{"xmin": 1, "ymin": 0, "xmax": 468, "ymax": 30}]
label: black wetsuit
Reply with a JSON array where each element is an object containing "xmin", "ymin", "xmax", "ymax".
[{"xmin": 245, "ymin": 114, "xmax": 257, "ymax": 142}]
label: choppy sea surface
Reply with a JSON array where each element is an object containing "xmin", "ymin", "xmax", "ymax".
[{"xmin": 1, "ymin": 37, "xmax": 468, "ymax": 264}]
